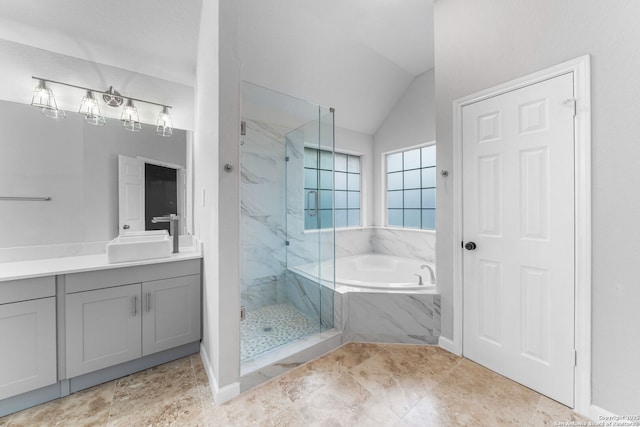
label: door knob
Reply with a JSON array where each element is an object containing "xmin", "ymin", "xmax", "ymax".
[
  {"xmin": 123, "ymin": 224, "xmax": 130, "ymax": 230},
  {"xmin": 464, "ymin": 241, "xmax": 477, "ymax": 251}
]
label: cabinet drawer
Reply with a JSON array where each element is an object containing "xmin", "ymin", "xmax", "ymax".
[
  {"xmin": 65, "ymin": 259, "xmax": 201, "ymax": 294},
  {"xmin": 0, "ymin": 276, "xmax": 55, "ymax": 305}
]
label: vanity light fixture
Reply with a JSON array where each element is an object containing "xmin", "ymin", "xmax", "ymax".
[
  {"xmin": 156, "ymin": 106, "xmax": 173, "ymax": 137},
  {"xmin": 121, "ymin": 99, "xmax": 142, "ymax": 132},
  {"xmin": 30, "ymin": 79, "xmax": 66, "ymax": 120},
  {"xmin": 79, "ymin": 90, "xmax": 105, "ymax": 126},
  {"xmin": 29, "ymin": 77, "xmax": 173, "ymax": 136}
]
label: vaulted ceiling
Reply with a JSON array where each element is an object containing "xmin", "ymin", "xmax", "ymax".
[{"xmin": 0, "ymin": 0, "xmax": 433, "ymax": 134}]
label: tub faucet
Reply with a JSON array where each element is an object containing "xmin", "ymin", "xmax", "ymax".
[
  {"xmin": 151, "ymin": 214, "xmax": 180, "ymax": 253},
  {"xmin": 420, "ymin": 264, "xmax": 436, "ymax": 284},
  {"xmin": 413, "ymin": 274, "xmax": 424, "ymax": 286}
]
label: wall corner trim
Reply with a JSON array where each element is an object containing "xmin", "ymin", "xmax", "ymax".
[
  {"xmin": 199, "ymin": 344, "xmax": 241, "ymax": 404},
  {"xmin": 438, "ymin": 336, "xmax": 461, "ymax": 355},
  {"xmin": 588, "ymin": 404, "xmax": 619, "ymax": 423}
]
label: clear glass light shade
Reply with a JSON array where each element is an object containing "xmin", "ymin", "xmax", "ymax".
[
  {"xmin": 156, "ymin": 107, "xmax": 173, "ymax": 137},
  {"xmin": 41, "ymin": 106, "xmax": 66, "ymax": 120},
  {"xmin": 121, "ymin": 99, "xmax": 141, "ymax": 132},
  {"xmin": 79, "ymin": 91, "xmax": 105, "ymax": 126},
  {"xmin": 31, "ymin": 80, "xmax": 65, "ymax": 120}
]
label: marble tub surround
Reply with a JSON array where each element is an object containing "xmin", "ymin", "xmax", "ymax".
[
  {"xmin": 339, "ymin": 292, "xmax": 441, "ymax": 345},
  {"xmin": 333, "ymin": 227, "xmax": 436, "ymax": 262},
  {"xmin": 1, "ymin": 345, "xmax": 590, "ymax": 426},
  {"xmin": 335, "ymin": 227, "xmax": 374, "ymax": 258},
  {"xmin": 371, "ymin": 227, "xmax": 436, "ymax": 262}
]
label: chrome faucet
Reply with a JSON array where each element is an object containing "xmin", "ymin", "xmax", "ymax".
[
  {"xmin": 413, "ymin": 274, "xmax": 424, "ymax": 286},
  {"xmin": 420, "ymin": 264, "xmax": 436, "ymax": 284},
  {"xmin": 151, "ymin": 214, "xmax": 180, "ymax": 253}
]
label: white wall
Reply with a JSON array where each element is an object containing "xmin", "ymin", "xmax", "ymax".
[
  {"xmin": 434, "ymin": 0, "xmax": 640, "ymax": 414},
  {"xmin": 0, "ymin": 40, "xmax": 194, "ymax": 130},
  {"xmin": 194, "ymin": 0, "xmax": 221, "ymax": 390},
  {"xmin": 373, "ymin": 69, "xmax": 436, "ymax": 226},
  {"xmin": 195, "ymin": 0, "xmax": 242, "ymax": 395},
  {"xmin": 0, "ymin": 100, "xmax": 186, "ymax": 251}
]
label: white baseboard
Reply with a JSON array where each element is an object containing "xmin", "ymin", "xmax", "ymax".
[
  {"xmin": 199, "ymin": 345, "xmax": 240, "ymax": 404},
  {"xmin": 588, "ymin": 404, "xmax": 619, "ymax": 423},
  {"xmin": 438, "ymin": 336, "xmax": 461, "ymax": 355}
]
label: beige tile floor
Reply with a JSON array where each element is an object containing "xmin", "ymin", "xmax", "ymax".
[{"xmin": 0, "ymin": 343, "xmax": 590, "ymax": 426}]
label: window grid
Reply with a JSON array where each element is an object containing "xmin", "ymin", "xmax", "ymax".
[
  {"xmin": 304, "ymin": 148, "xmax": 361, "ymax": 230},
  {"xmin": 386, "ymin": 145, "xmax": 436, "ymax": 230}
]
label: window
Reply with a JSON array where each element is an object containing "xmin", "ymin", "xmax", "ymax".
[
  {"xmin": 304, "ymin": 148, "xmax": 361, "ymax": 230},
  {"xmin": 386, "ymin": 144, "xmax": 436, "ymax": 229}
]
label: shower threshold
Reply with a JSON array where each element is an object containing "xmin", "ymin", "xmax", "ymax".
[{"xmin": 240, "ymin": 328, "xmax": 341, "ymax": 391}]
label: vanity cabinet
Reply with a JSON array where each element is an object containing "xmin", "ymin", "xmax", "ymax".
[
  {"xmin": 141, "ymin": 275, "xmax": 200, "ymax": 356},
  {"xmin": 0, "ymin": 277, "xmax": 57, "ymax": 400},
  {"xmin": 66, "ymin": 284, "xmax": 142, "ymax": 377},
  {"xmin": 64, "ymin": 260, "xmax": 201, "ymax": 378}
]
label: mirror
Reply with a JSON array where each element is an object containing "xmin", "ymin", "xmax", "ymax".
[
  {"xmin": 117, "ymin": 155, "xmax": 186, "ymax": 235},
  {"xmin": 0, "ymin": 99, "xmax": 188, "ymax": 250}
]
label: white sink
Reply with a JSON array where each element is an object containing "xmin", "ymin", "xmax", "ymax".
[{"xmin": 106, "ymin": 230, "xmax": 172, "ymax": 263}]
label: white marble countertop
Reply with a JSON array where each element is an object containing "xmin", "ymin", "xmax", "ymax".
[{"xmin": 0, "ymin": 248, "xmax": 203, "ymax": 282}]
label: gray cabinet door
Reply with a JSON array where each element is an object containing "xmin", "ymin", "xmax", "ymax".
[
  {"xmin": 142, "ymin": 275, "xmax": 201, "ymax": 356},
  {"xmin": 0, "ymin": 298, "xmax": 56, "ymax": 400},
  {"xmin": 66, "ymin": 284, "xmax": 142, "ymax": 377}
]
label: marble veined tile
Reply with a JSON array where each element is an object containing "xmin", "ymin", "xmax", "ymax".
[
  {"xmin": 372, "ymin": 227, "xmax": 436, "ymax": 262},
  {"xmin": 335, "ymin": 228, "xmax": 374, "ymax": 257},
  {"xmin": 345, "ymin": 293, "xmax": 440, "ymax": 344}
]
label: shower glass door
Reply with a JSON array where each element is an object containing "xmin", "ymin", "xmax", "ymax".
[
  {"xmin": 240, "ymin": 82, "xmax": 335, "ymax": 362},
  {"xmin": 285, "ymin": 106, "xmax": 335, "ymax": 332}
]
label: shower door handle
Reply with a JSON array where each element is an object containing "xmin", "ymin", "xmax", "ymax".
[{"xmin": 307, "ymin": 190, "xmax": 318, "ymax": 217}]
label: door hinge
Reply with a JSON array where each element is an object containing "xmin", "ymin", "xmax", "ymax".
[
  {"xmin": 285, "ymin": 240, "xmax": 290, "ymax": 246},
  {"xmin": 562, "ymin": 99, "xmax": 576, "ymax": 117},
  {"xmin": 240, "ymin": 306, "xmax": 246, "ymax": 321},
  {"xmin": 240, "ymin": 121, "xmax": 246, "ymax": 136},
  {"xmin": 285, "ymin": 156, "xmax": 290, "ymax": 162},
  {"xmin": 573, "ymin": 349, "xmax": 577, "ymax": 366}
]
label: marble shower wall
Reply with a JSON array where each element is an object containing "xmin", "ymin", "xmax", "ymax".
[
  {"xmin": 240, "ymin": 120, "xmax": 288, "ymax": 311},
  {"xmin": 279, "ymin": 271, "xmax": 334, "ymax": 330}
]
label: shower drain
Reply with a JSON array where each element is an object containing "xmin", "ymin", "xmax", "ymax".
[{"xmin": 263, "ymin": 326, "xmax": 273, "ymax": 332}]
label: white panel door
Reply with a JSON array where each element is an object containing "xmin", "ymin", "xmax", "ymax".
[
  {"xmin": 0, "ymin": 298, "xmax": 56, "ymax": 400},
  {"xmin": 66, "ymin": 284, "xmax": 142, "ymax": 377},
  {"xmin": 462, "ymin": 73, "xmax": 575, "ymax": 406},
  {"xmin": 118, "ymin": 155, "xmax": 144, "ymax": 232},
  {"xmin": 142, "ymin": 275, "xmax": 201, "ymax": 356}
]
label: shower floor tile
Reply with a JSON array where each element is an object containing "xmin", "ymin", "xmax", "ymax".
[{"xmin": 241, "ymin": 303, "xmax": 320, "ymax": 361}]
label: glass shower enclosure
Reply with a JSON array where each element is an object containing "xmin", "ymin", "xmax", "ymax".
[{"xmin": 240, "ymin": 82, "xmax": 335, "ymax": 362}]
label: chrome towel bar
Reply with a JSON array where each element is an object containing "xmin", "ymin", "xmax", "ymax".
[{"xmin": 0, "ymin": 196, "xmax": 52, "ymax": 201}]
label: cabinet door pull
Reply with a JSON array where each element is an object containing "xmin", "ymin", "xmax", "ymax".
[
  {"xmin": 133, "ymin": 296, "xmax": 137, "ymax": 316},
  {"xmin": 146, "ymin": 293, "xmax": 151, "ymax": 312}
]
